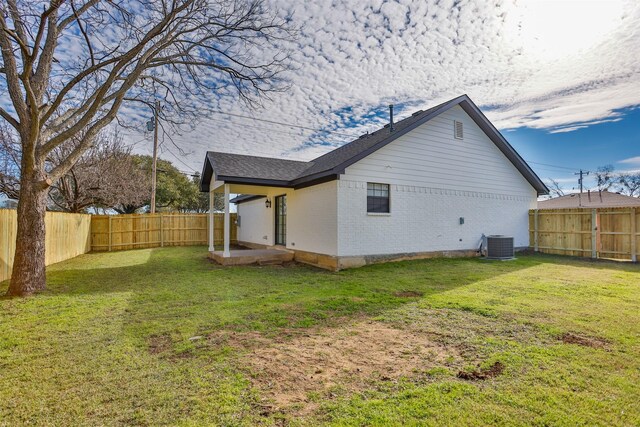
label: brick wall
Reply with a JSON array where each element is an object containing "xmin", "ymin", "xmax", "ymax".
[{"xmin": 337, "ymin": 180, "xmax": 536, "ymax": 257}]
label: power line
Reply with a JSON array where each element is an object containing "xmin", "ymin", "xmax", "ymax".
[
  {"xmin": 575, "ymin": 169, "xmax": 591, "ymax": 192},
  {"xmin": 161, "ymin": 145, "xmax": 198, "ymax": 174},
  {"xmin": 208, "ymin": 109, "xmax": 362, "ymax": 139},
  {"xmin": 127, "ymin": 136, "xmax": 151, "ymax": 147},
  {"xmin": 154, "ymin": 142, "xmax": 582, "ymax": 177},
  {"xmin": 169, "ymin": 130, "xmax": 309, "ymax": 159},
  {"xmin": 534, "ymin": 166, "xmax": 577, "ymax": 174},
  {"xmin": 526, "ymin": 161, "xmax": 579, "ymax": 171},
  {"xmin": 131, "ymin": 112, "xmax": 584, "ymax": 176},
  {"xmin": 204, "ymin": 117, "xmax": 315, "ymax": 139}
]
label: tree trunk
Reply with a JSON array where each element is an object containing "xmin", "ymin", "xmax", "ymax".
[{"xmin": 6, "ymin": 169, "xmax": 49, "ymax": 296}]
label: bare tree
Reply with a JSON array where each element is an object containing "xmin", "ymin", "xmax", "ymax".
[
  {"xmin": 594, "ymin": 165, "xmax": 615, "ymax": 191},
  {"xmin": 0, "ymin": 123, "xmax": 20, "ymax": 200},
  {"xmin": 0, "ymin": 0, "xmax": 293, "ymax": 295},
  {"xmin": 546, "ymin": 178, "xmax": 565, "ymax": 198},
  {"xmin": 2, "ymin": 126, "xmax": 149, "ymax": 212},
  {"xmin": 48, "ymin": 132, "xmax": 149, "ymax": 212},
  {"xmin": 617, "ymin": 172, "xmax": 640, "ymax": 197}
]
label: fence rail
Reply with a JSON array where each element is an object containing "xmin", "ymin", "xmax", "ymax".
[
  {"xmin": 0, "ymin": 209, "xmax": 92, "ymax": 283},
  {"xmin": 530, "ymin": 207, "xmax": 639, "ymax": 261},
  {"xmin": 90, "ymin": 213, "xmax": 237, "ymax": 251},
  {"xmin": 1, "ymin": 211, "xmax": 237, "ymax": 283}
]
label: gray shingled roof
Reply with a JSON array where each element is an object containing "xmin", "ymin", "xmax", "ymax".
[
  {"xmin": 538, "ymin": 190, "xmax": 640, "ymax": 208},
  {"xmin": 206, "ymin": 152, "xmax": 309, "ymax": 181},
  {"xmin": 200, "ymin": 95, "xmax": 548, "ymax": 194},
  {"xmin": 202, "ymin": 102, "xmax": 446, "ymax": 189}
]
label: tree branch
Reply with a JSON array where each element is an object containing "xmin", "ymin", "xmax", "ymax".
[
  {"xmin": 70, "ymin": 0, "xmax": 95, "ymax": 66},
  {"xmin": 58, "ymin": 0, "xmax": 101, "ymax": 30},
  {"xmin": 32, "ymin": 2, "xmax": 63, "ymax": 100},
  {"xmin": 0, "ymin": 10, "xmax": 27, "ymax": 122},
  {"xmin": 0, "ymin": 107, "xmax": 19, "ymax": 129}
]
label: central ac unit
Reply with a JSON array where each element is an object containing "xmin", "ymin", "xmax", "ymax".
[{"xmin": 486, "ymin": 235, "xmax": 515, "ymax": 260}]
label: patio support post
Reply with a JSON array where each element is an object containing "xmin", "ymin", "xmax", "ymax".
[
  {"xmin": 223, "ymin": 184, "xmax": 230, "ymax": 257},
  {"xmin": 208, "ymin": 188, "xmax": 215, "ymax": 252}
]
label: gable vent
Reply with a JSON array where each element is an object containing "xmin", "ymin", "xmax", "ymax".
[{"xmin": 454, "ymin": 120, "xmax": 464, "ymax": 139}]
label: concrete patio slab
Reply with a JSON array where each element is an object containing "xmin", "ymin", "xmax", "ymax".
[{"xmin": 208, "ymin": 248, "xmax": 294, "ymax": 266}]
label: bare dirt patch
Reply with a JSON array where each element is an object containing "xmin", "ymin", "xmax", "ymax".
[
  {"xmin": 236, "ymin": 321, "xmax": 458, "ymax": 412},
  {"xmin": 457, "ymin": 361, "xmax": 505, "ymax": 380},
  {"xmin": 560, "ymin": 332, "xmax": 609, "ymax": 349},
  {"xmin": 148, "ymin": 334, "xmax": 172, "ymax": 355},
  {"xmin": 148, "ymin": 334, "xmax": 195, "ymax": 360},
  {"xmin": 208, "ymin": 330, "xmax": 269, "ymax": 349},
  {"xmin": 393, "ymin": 290, "xmax": 424, "ymax": 298}
]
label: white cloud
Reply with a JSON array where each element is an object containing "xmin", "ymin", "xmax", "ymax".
[
  {"xmin": 619, "ymin": 156, "xmax": 640, "ymax": 165},
  {"xmin": 3, "ymin": 0, "xmax": 640, "ymax": 173},
  {"xmin": 547, "ymin": 118, "xmax": 624, "ymax": 134},
  {"xmin": 151, "ymin": 0, "xmax": 636, "ymax": 171},
  {"xmin": 548, "ymin": 126, "xmax": 590, "ymax": 134}
]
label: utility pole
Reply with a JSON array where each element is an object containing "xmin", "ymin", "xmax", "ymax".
[
  {"xmin": 150, "ymin": 100, "xmax": 160, "ymax": 214},
  {"xmin": 574, "ymin": 169, "xmax": 590, "ymax": 207}
]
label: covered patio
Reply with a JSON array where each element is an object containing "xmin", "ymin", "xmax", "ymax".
[
  {"xmin": 200, "ymin": 150, "xmax": 318, "ymax": 266},
  {"xmin": 206, "ymin": 180, "xmax": 292, "ymax": 266}
]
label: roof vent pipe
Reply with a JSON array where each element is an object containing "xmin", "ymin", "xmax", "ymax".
[{"xmin": 389, "ymin": 104, "xmax": 394, "ymax": 132}]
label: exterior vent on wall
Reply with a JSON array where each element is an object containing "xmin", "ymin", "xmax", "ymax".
[
  {"xmin": 454, "ymin": 120, "xmax": 464, "ymax": 139},
  {"xmin": 486, "ymin": 235, "xmax": 514, "ymax": 260}
]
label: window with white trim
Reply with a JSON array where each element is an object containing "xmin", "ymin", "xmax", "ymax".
[{"xmin": 367, "ymin": 183, "xmax": 390, "ymax": 213}]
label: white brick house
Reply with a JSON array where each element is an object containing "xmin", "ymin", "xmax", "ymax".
[{"xmin": 200, "ymin": 95, "xmax": 548, "ymax": 270}]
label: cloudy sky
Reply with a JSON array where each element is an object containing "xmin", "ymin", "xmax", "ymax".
[
  {"xmin": 5, "ymin": 0, "xmax": 639, "ymax": 194},
  {"xmin": 129, "ymin": 0, "xmax": 639, "ymax": 193}
]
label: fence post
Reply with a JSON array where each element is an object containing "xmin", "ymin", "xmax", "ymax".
[
  {"xmin": 534, "ymin": 209, "xmax": 539, "ymax": 252},
  {"xmin": 591, "ymin": 209, "xmax": 597, "ymax": 259},
  {"xmin": 160, "ymin": 214, "xmax": 164, "ymax": 247},
  {"xmin": 108, "ymin": 215, "xmax": 112, "ymax": 252},
  {"xmin": 132, "ymin": 215, "xmax": 137, "ymax": 249},
  {"xmin": 631, "ymin": 208, "xmax": 637, "ymax": 263}
]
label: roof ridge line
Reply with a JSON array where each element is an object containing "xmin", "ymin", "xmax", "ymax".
[{"xmin": 206, "ymin": 150, "xmax": 311, "ymax": 164}]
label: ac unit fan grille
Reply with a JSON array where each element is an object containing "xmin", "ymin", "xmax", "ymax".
[{"xmin": 486, "ymin": 235, "xmax": 514, "ymax": 260}]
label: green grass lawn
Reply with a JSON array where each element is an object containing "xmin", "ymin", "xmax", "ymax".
[{"xmin": 1, "ymin": 247, "xmax": 639, "ymax": 426}]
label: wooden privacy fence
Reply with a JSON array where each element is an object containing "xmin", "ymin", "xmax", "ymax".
[
  {"xmin": 0, "ymin": 209, "xmax": 91, "ymax": 283},
  {"xmin": 1, "ymin": 211, "xmax": 236, "ymax": 282},
  {"xmin": 91, "ymin": 213, "xmax": 237, "ymax": 251},
  {"xmin": 529, "ymin": 208, "xmax": 639, "ymax": 261}
]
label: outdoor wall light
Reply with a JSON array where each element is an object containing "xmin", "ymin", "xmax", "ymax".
[{"xmin": 265, "ymin": 198, "xmax": 272, "ymax": 208}]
